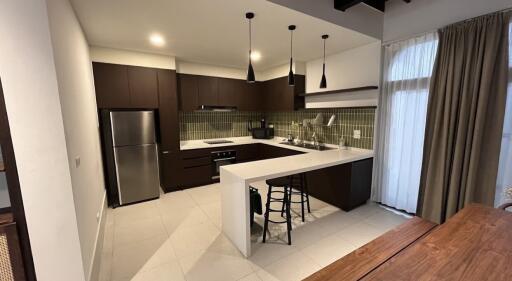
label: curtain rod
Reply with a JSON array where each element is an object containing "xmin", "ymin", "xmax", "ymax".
[{"xmin": 382, "ymin": 6, "xmax": 512, "ymax": 46}]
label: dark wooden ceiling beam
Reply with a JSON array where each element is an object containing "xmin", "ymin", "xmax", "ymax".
[
  {"xmin": 334, "ymin": 0, "xmax": 365, "ymax": 12},
  {"xmin": 335, "ymin": 0, "xmax": 411, "ymax": 12}
]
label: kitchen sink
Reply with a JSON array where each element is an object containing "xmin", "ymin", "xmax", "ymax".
[{"xmin": 279, "ymin": 141, "xmax": 336, "ymax": 151}]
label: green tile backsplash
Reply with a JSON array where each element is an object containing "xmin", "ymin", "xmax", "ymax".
[{"xmin": 179, "ymin": 107, "xmax": 376, "ymax": 149}]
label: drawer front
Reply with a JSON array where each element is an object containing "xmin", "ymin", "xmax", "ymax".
[
  {"xmin": 180, "ymin": 148, "xmax": 213, "ymax": 159},
  {"xmin": 182, "ymin": 156, "xmax": 211, "ymax": 168},
  {"xmin": 181, "ymin": 164, "xmax": 213, "ymax": 188}
]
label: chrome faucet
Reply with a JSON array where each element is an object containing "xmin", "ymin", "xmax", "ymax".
[{"xmin": 311, "ymin": 132, "xmax": 319, "ymax": 149}]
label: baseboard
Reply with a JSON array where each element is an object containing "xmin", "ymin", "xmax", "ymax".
[{"xmin": 87, "ymin": 191, "xmax": 107, "ymax": 281}]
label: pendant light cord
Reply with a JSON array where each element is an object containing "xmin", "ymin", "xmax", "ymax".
[
  {"xmin": 323, "ymin": 38, "xmax": 326, "ymax": 64},
  {"xmin": 249, "ymin": 19, "xmax": 252, "ymax": 59},
  {"xmin": 290, "ymin": 30, "xmax": 293, "ymax": 57}
]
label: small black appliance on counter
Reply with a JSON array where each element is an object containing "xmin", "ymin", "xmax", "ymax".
[
  {"xmin": 248, "ymin": 117, "xmax": 274, "ymax": 139},
  {"xmin": 251, "ymin": 128, "xmax": 274, "ymax": 139}
]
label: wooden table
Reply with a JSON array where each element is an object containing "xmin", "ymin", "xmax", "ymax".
[{"xmin": 306, "ymin": 204, "xmax": 512, "ymax": 281}]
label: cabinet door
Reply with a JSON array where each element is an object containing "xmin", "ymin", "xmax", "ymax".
[
  {"xmin": 128, "ymin": 66, "xmax": 159, "ymax": 108},
  {"xmin": 157, "ymin": 70, "xmax": 180, "ymax": 151},
  {"xmin": 177, "ymin": 74, "xmax": 198, "ymax": 112},
  {"xmin": 218, "ymin": 78, "xmax": 238, "ymax": 107},
  {"xmin": 239, "ymin": 81, "xmax": 261, "ymax": 111},
  {"xmin": 197, "ymin": 76, "xmax": 218, "ymax": 106},
  {"xmin": 159, "ymin": 151, "xmax": 182, "ymax": 192},
  {"xmin": 92, "ymin": 62, "xmax": 130, "ymax": 108}
]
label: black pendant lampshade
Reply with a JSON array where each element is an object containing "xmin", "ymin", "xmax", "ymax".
[
  {"xmin": 320, "ymin": 34, "xmax": 329, "ymax": 89},
  {"xmin": 288, "ymin": 25, "xmax": 296, "ymax": 86},
  {"xmin": 246, "ymin": 12, "xmax": 256, "ymax": 83}
]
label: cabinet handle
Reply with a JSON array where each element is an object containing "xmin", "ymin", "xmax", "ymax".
[{"xmin": 162, "ymin": 151, "xmax": 170, "ymax": 154}]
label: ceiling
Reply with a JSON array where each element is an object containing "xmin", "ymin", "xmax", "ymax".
[{"xmin": 70, "ymin": 0, "xmax": 378, "ymax": 70}]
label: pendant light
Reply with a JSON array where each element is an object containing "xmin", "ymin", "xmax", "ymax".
[
  {"xmin": 288, "ymin": 25, "xmax": 296, "ymax": 86},
  {"xmin": 246, "ymin": 12, "xmax": 256, "ymax": 83},
  {"xmin": 320, "ymin": 34, "xmax": 329, "ymax": 89}
]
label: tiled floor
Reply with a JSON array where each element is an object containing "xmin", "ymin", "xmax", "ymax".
[{"xmin": 99, "ymin": 182, "xmax": 410, "ymax": 281}]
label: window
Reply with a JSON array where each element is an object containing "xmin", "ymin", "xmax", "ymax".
[
  {"xmin": 373, "ymin": 32, "xmax": 438, "ymax": 213},
  {"xmin": 495, "ymin": 22, "xmax": 512, "ymax": 207}
]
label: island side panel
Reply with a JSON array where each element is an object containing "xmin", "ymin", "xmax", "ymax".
[{"xmin": 220, "ymin": 168, "xmax": 251, "ymax": 257}]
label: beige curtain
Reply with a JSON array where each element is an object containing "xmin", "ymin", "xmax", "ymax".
[{"xmin": 417, "ymin": 11, "xmax": 512, "ymax": 224}]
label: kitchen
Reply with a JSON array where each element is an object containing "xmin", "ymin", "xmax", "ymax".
[
  {"xmin": 1, "ymin": 0, "xmax": 511, "ymax": 281},
  {"xmin": 83, "ymin": 0, "xmax": 396, "ymax": 279}
]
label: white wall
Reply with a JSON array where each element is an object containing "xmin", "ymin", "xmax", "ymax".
[
  {"xmin": 257, "ymin": 62, "xmax": 306, "ymax": 81},
  {"xmin": 90, "ymin": 46, "xmax": 176, "ymax": 70},
  {"xmin": 305, "ymin": 41, "xmax": 381, "ymax": 108},
  {"xmin": 176, "ymin": 61, "xmax": 306, "ymax": 82},
  {"xmin": 46, "ymin": 0, "xmax": 107, "ymax": 280},
  {"xmin": 383, "ymin": 0, "xmax": 511, "ymax": 42},
  {"xmin": 0, "ymin": 0, "xmax": 85, "ymax": 280},
  {"xmin": 176, "ymin": 61, "xmax": 246, "ymax": 79}
]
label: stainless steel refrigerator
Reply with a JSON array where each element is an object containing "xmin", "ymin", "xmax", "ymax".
[{"xmin": 101, "ymin": 110, "xmax": 160, "ymax": 207}]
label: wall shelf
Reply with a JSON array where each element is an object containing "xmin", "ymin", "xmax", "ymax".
[{"xmin": 299, "ymin": 86, "xmax": 378, "ymax": 97}]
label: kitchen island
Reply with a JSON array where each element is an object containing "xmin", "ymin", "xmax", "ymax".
[{"xmin": 219, "ymin": 138, "xmax": 373, "ymax": 257}]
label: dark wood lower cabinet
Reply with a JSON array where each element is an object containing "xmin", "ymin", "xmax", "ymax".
[
  {"xmin": 306, "ymin": 158, "xmax": 373, "ymax": 211},
  {"xmin": 161, "ymin": 144, "xmax": 373, "ymax": 211}
]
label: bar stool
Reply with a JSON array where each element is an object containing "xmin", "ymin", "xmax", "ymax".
[
  {"xmin": 262, "ymin": 177, "xmax": 292, "ymax": 245},
  {"xmin": 285, "ymin": 173, "xmax": 311, "ymax": 222}
]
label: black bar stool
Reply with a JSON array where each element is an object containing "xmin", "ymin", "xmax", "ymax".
[
  {"xmin": 262, "ymin": 177, "xmax": 292, "ymax": 245},
  {"xmin": 285, "ymin": 173, "xmax": 311, "ymax": 222}
]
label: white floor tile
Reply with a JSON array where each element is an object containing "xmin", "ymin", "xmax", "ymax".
[
  {"xmin": 336, "ymin": 222, "xmax": 386, "ymax": 248},
  {"xmin": 238, "ymin": 272, "xmax": 263, "ymax": 281},
  {"xmin": 113, "ymin": 216, "xmax": 167, "ymax": 247},
  {"xmin": 111, "ymin": 234, "xmax": 175, "ymax": 280},
  {"xmin": 260, "ymin": 251, "xmax": 321, "ymax": 281},
  {"xmin": 113, "ymin": 200, "xmax": 160, "ymax": 228},
  {"xmin": 99, "ymin": 183, "xmax": 411, "ymax": 281},
  {"xmin": 199, "ymin": 201, "xmax": 222, "ymax": 228},
  {"xmin": 363, "ymin": 209, "xmax": 410, "ymax": 232},
  {"xmin": 131, "ymin": 260, "xmax": 186, "ymax": 281},
  {"xmin": 179, "ymin": 250, "xmax": 254, "ymax": 281},
  {"xmin": 169, "ymin": 221, "xmax": 221, "ymax": 258},
  {"xmin": 160, "ymin": 206, "xmax": 211, "ymax": 234},
  {"xmin": 185, "ymin": 183, "xmax": 221, "ymax": 205},
  {"xmin": 300, "ymin": 232, "xmax": 357, "ymax": 267}
]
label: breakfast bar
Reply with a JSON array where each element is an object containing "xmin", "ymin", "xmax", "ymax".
[{"xmin": 219, "ymin": 139, "xmax": 374, "ymax": 257}]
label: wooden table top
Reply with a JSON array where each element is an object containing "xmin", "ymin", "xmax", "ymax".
[{"xmin": 306, "ymin": 204, "xmax": 512, "ymax": 281}]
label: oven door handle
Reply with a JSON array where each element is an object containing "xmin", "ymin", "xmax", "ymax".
[{"xmin": 213, "ymin": 157, "xmax": 236, "ymax": 162}]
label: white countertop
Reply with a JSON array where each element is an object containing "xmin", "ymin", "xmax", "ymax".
[
  {"xmin": 181, "ymin": 136, "xmax": 374, "ymax": 182},
  {"xmin": 217, "ymin": 136, "xmax": 374, "ymax": 257}
]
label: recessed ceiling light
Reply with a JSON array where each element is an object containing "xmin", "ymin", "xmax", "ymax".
[
  {"xmin": 149, "ymin": 34, "xmax": 165, "ymax": 47},
  {"xmin": 250, "ymin": 51, "xmax": 261, "ymax": 62}
]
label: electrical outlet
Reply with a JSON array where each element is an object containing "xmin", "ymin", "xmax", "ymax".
[
  {"xmin": 75, "ymin": 156, "xmax": 81, "ymax": 168},
  {"xmin": 353, "ymin": 130, "xmax": 361, "ymax": 139}
]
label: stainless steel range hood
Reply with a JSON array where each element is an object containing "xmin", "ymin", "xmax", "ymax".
[{"xmin": 195, "ymin": 105, "xmax": 237, "ymax": 112}]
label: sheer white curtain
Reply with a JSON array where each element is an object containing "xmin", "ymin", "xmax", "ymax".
[
  {"xmin": 495, "ymin": 21, "xmax": 512, "ymax": 207},
  {"xmin": 372, "ymin": 32, "xmax": 438, "ymax": 213}
]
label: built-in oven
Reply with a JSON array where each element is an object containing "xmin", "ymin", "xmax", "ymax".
[{"xmin": 211, "ymin": 150, "xmax": 237, "ymax": 180}]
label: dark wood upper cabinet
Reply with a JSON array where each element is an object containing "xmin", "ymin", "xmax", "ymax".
[
  {"xmin": 218, "ymin": 77, "xmax": 238, "ymax": 107},
  {"xmin": 177, "ymin": 74, "xmax": 199, "ymax": 112},
  {"xmin": 197, "ymin": 75, "xmax": 218, "ymax": 106},
  {"xmin": 128, "ymin": 66, "xmax": 158, "ymax": 108},
  {"xmin": 93, "ymin": 62, "xmax": 160, "ymax": 109},
  {"xmin": 157, "ymin": 69, "xmax": 180, "ymax": 152},
  {"xmin": 93, "ymin": 62, "xmax": 130, "ymax": 108},
  {"xmin": 176, "ymin": 74, "xmax": 304, "ymax": 112},
  {"xmin": 262, "ymin": 75, "xmax": 305, "ymax": 112}
]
